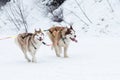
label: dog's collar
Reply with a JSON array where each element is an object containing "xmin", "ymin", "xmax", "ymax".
[
  {"xmin": 62, "ymin": 37, "xmax": 66, "ymax": 44},
  {"xmin": 31, "ymin": 41, "xmax": 37, "ymax": 49}
]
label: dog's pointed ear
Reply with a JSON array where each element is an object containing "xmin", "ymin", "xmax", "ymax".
[
  {"xmin": 39, "ymin": 28, "xmax": 41, "ymax": 31},
  {"xmin": 35, "ymin": 29, "xmax": 37, "ymax": 32},
  {"xmin": 34, "ymin": 29, "xmax": 38, "ymax": 33},
  {"xmin": 70, "ymin": 25, "xmax": 73, "ymax": 30}
]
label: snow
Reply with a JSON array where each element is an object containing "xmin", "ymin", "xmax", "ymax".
[
  {"xmin": 0, "ymin": 0, "xmax": 120, "ymax": 80},
  {"xmin": 0, "ymin": 37, "xmax": 120, "ymax": 80}
]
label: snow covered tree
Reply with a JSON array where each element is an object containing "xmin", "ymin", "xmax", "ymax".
[
  {"xmin": 36, "ymin": 0, "xmax": 66, "ymax": 22},
  {"xmin": 0, "ymin": 0, "xmax": 10, "ymax": 7},
  {"xmin": 45, "ymin": 0, "xmax": 66, "ymax": 12},
  {"xmin": 45, "ymin": 0, "xmax": 66, "ymax": 22}
]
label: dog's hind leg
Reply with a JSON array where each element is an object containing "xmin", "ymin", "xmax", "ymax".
[
  {"xmin": 22, "ymin": 48, "xmax": 31, "ymax": 62},
  {"xmin": 16, "ymin": 37, "xmax": 31, "ymax": 62},
  {"xmin": 59, "ymin": 46, "xmax": 62, "ymax": 54}
]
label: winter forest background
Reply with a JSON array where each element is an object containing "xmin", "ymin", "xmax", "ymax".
[
  {"xmin": 0, "ymin": 0, "xmax": 120, "ymax": 80},
  {"xmin": 0, "ymin": 0, "xmax": 120, "ymax": 37}
]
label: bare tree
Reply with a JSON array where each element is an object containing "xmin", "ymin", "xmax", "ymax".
[
  {"xmin": 4, "ymin": 0, "xmax": 28, "ymax": 32},
  {"xmin": 94, "ymin": 0, "xmax": 103, "ymax": 3},
  {"xmin": 106, "ymin": 0, "xmax": 114, "ymax": 12},
  {"xmin": 75, "ymin": 0, "xmax": 92, "ymax": 24},
  {"xmin": 64, "ymin": 8, "xmax": 89, "ymax": 26},
  {"xmin": 0, "ymin": 20, "xmax": 6, "ymax": 25}
]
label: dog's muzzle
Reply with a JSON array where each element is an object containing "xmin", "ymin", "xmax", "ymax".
[{"xmin": 36, "ymin": 33, "xmax": 44, "ymax": 41}]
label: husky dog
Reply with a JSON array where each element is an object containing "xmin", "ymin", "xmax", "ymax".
[
  {"xmin": 47, "ymin": 25, "xmax": 77, "ymax": 57},
  {"xmin": 16, "ymin": 29, "xmax": 44, "ymax": 62}
]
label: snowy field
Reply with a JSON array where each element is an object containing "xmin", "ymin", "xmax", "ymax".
[
  {"xmin": 0, "ymin": 0, "xmax": 120, "ymax": 80},
  {"xmin": 0, "ymin": 37, "xmax": 120, "ymax": 80}
]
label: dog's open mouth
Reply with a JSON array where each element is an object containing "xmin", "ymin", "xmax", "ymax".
[{"xmin": 70, "ymin": 37, "xmax": 78, "ymax": 43}]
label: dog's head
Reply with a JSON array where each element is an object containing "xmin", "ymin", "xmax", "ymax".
[
  {"xmin": 34, "ymin": 28, "xmax": 44, "ymax": 41},
  {"xmin": 64, "ymin": 26, "xmax": 77, "ymax": 43}
]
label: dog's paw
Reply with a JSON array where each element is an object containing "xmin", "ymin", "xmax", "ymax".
[
  {"xmin": 27, "ymin": 59, "xmax": 31, "ymax": 62},
  {"xmin": 32, "ymin": 59, "xmax": 37, "ymax": 63},
  {"xmin": 56, "ymin": 54, "xmax": 61, "ymax": 57},
  {"xmin": 64, "ymin": 55, "xmax": 69, "ymax": 58}
]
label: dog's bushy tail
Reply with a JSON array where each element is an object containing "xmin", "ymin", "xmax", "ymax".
[{"xmin": 15, "ymin": 34, "xmax": 25, "ymax": 49}]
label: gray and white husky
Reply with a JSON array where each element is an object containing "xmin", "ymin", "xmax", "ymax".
[
  {"xmin": 16, "ymin": 29, "xmax": 44, "ymax": 62},
  {"xmin": 47, "ymin": 25, "xmax": 78, "ymax": 58}
]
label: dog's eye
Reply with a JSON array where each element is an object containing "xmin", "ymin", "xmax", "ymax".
[
  {"xmin": 41, "ymin": 33, "xmax": 44, "ymax": 36},
  {"xmin": 36, "ymin": 34, "xmax": 40, "ymax": 37}
]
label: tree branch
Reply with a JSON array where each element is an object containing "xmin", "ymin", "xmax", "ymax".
[{"xmin": 75, "ymin": 0, "xmax": 92, "ymax": 23}]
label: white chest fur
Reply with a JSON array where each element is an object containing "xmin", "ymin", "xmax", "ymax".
[{"xmin": 59, "ymin": 38, "xmax": 70, "ymax": 47}]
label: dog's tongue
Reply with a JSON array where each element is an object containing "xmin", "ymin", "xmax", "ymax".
[
  {"xmin": 70, "ymin": 38, "xmax": 78, "ymax": 43},
  {"xmin": 73, "ymin": 38, "xmax": 78, "ymax": 43}
]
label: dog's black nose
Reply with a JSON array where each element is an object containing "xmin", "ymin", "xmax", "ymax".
[{"xmin": 74, "ymin": 35, "xmax": 76, "ymax": 38}]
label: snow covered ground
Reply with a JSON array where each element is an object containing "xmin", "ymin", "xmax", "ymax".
[
  {"xmin": 0, "ymin": 37, "xmax": 120, "ymax": 80},
  {"xmin": 0, "ymin": 0, "xmax": 120, "ymax": 80}
]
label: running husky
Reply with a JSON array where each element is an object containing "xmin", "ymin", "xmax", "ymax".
[
  {"xmin": 16, "ymin": 29, "xmax": 44, "ymax": 62},
  {"xmin": 47, "ymin": 25, "xmax": 77, "ymax": 57}
]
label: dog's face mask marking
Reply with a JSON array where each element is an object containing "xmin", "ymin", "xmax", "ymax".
[
  {"xmin": 65, "ymin": 26, "xmax": 77, "ymax": 43},
  {"xmin": 34, "ymin": 29, "xmax": 44, "ymax": 41}
]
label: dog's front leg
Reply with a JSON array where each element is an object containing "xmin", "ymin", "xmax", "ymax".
[
  {"xmin": 59, "ymin": 46, "xmax": 62, "ymax": 54},
  {"xmin": 24, "ymin": 52, "xmax": 31, "ymax": 62},
  {"xmin": 31, "ymin": 51, "xmax": 37, "ymax": 63},
  {"xmin": 54, "ymin": 45, "xmax": 61, "ymax": 57},
  {"xmin": 64, "ymin": 46, "xmax": 68, "ymax": 58}
]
